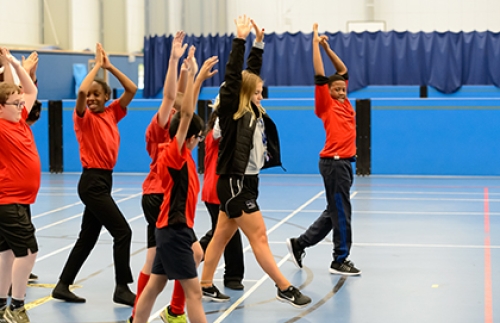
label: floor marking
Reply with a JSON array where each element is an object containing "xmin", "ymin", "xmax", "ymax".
[
  {"xmin": 35, "ymin": 213, "xmax": 144, "ymax": 263},
  {"xmin": 215, "ymin": 190, "xmax": 325, "ymax": 272},
  {"xmin": 35, "ymin": 192, "xmax": 141, "ymax": 232},
  {"xmin": 213, "ymin": 254, "xmax": 291, "ymax": 323},
  {"xmin": 484, "ymin": 187, "xmax": 493, "ymax": 323},
  {"xmin": 213, "ymin": 191, "xmax": 328, "ymax": 322},
  {"xmin": 32, "ymin": 188, "xmax": 123, "ymax": 220},
  {"xmin": 284, "ymin": 276, "xmax": 347, "ymax": 323},
  {"xmin": 26, "ymin": 215, "xmax": 145, "ymax": 311}
]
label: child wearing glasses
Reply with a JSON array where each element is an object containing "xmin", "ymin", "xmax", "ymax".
[
  {"xmin": 0, "ymin": 48, "xmax": 39, "ymax": 323},
  {"xmin": 51, "ymin": 43, "xmax": 138, "ymax": 306},
  {"xmin": 133, "ymin": 45, "xmax": 210, "ymax": 323}
]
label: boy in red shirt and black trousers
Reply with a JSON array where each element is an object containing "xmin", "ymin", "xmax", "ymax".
[
  {"xmin": 287, "ymin": 23, "xmax": 361, "ymax": 276},
  {"xmin": 133, "ymin": 46, "xmax": 209, "ymax": 323}
]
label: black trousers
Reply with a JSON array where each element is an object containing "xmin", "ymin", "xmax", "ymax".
[
  {"xmin": 199, "ymin": 202, "xmax": 244, "ymax": 282},
  {"xmin": 59, "ymin": 168, "xmax": 133, "ymax": 285},
  {"xmin": 298, "ymin": 158, "xmax": 353, "ymax": 263}
]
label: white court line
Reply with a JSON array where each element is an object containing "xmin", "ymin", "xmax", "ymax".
[
  {"xmin": 213, "ymin": 255, "xmax": 291, "ymax": 323},
  {"xmin": 354, "ymin": 196, "xmax": 500, "ymax": 202},
  {"xmin": 32, "ymin": 188, "xmax": 124, "ymax": 220},
  {"xmin": 354, "ymin": 190, "xmax": 500, "ymax": 196},
  {"xmin": 266, "ymin": 240, "xmax": 500, "ymax": 249},
  {"xmin": 150, "ymin": 190, "xmax": 328, "ymax": 322},
  {"xmin": 215, "ymin": 190, "xmax": 326, "ymax": 272},
  {"xmin": 36, "ymin": 214, "xmax": 144, "ymax": 263},
  {"xmin": 35, "ymin": 193, "xmax": 142, "ymax": 232},
  {"xmin": 213, "ymin": 190, "xmax": 360, "ymax": 323}
]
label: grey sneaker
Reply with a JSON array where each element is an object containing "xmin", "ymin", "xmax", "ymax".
[
  {"xmin": 276, "ymin": 285, "xmax": 311, "ymax": 308},
  {"xmin": 330, "ymin": 259, "xmax": 361, "ymax": 275},
  {"xmin": 202, "ymin": 285, "xmax": 230, "ymax": 302},
  {"xmin": 286, "ymin": 238, "xmax": 305, "ymax": 268},
  {"xmin": 5, "ymin": 306, "xmax": 30, "ymax": 323}
]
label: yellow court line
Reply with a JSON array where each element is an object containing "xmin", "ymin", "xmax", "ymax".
[{"xmin": 24, "ymin": 285, "xmax": 82, "ymax": 311}]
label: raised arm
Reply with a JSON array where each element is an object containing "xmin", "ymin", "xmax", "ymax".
[
  {"xmin": 22, "ymin": 51, "xmax": 39, "ymax": 84},
  {"xmin": 158, "ymin": 31, "xmax": 187, "ymax": 128},
  {"xmin": 101, "ymin": 47, "xmax": 138, "ymax": 108},
  {"xmin": 75, "ymin": 43, "xmax": 104, "ymax": 116},
  {"xmin": 320, "ymin": 37, "xmax": 347, "ymax": 75},
  {"xmin": 246, "ymin": 19, "xmax": 264, "ymax": 75},
  {"xmin": 0, "ymin": 48, "xmax": 14, "ymax": 84},
  {"xmin": 175, "ymin": 46, "xmax": 198, "ymax": 152},
  {"xmin": 312, "ymin": 23, "xmax": 326, "ymax": 77},
  {"xmin": 193, "ymin": 56, "xmax": 219, "ymax": 106},
  {"xmin": 2, "ymin": 48, "xmax": 38, "ymax": 112}
]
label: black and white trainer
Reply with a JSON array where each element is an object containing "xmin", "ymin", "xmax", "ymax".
[
  {"xmin": 202, "ymin": 285, "xmax": 230, "ymax": 302},
  {"xmin": 329, "ymin": 259, "xmax": 361, "ymax": 276},
  {"xmin": 286, "ymin": 238, "xmax": 305, "ymax": 269},
  {"xmin": 276, "ymin": 285, "xmax": 311, "ymax": 308}
]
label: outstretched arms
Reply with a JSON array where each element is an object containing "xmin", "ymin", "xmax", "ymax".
[
  {"xmin": 101, "ymin": 47, "xmax": 138, "ymax": 108},
  {"xmin": 175, "ymin": 46, "xmax": 198, "ymax": 152},
  {"xmin": 313, "ymin": 23, "xmax": 347, "ymax": 76},
  {"xmin": 75, "ymin": 43, "xmax": 104, "ymax": 116},
  {"xmin": 193, "ymin": 56, "xmax": 219, "ymax": 106},
  {"xmin": 1, "ymin": 48, "xmax": 38, "ymax": 112},
  {"xmin": 158, "ymin": 31, "xmax": 188, "ymax": 128},
  {"xmin": 320, "ymin": 37, "xmax": 347, "ymax": 75}
]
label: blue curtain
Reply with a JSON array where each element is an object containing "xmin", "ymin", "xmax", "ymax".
[{"xmin": 144, "ymin": 31, "xmax": 500, "ymax": 98}]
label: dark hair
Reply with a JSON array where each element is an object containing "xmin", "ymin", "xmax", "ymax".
[
  {"xmin": 328, "ymin": 74, "xmax": 346, "ymax": 86},
  {"xmin": 26, "ymin": 100, "xmax": 42, "ymax": 124},
  {"xmin": 94, "ymin": 78, "xmax": 111, "ymax": 99},
  {"xmin": 168, "ymin": 112, "xmax": 205, "ymax": 140},
  {"xmin": 206, "ymin": 109, "xmax": 219, "ymax": 133}
]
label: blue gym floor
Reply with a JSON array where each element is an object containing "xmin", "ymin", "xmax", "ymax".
[{"xmin": 23, "ymin": 173, "xmax": 498, "ymax": 323}]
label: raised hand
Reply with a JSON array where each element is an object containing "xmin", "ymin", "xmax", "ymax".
[
  {"xmin": 319, "ymin": 35, "xmax": 330, "ymax": 50},
  {"xmin": 184, "ymin": 45, "xmax": 198, "ymax": 76},
  {"xmin": 251, "ymin": 19, "xmax": 265, "ymax": 43},
  {"xmin": 101, "ymin": 46, "xmax": 112, "ymax": 70},
  {"xmin": 0, "ymin": 48, "xmax": 20, "ymax": 67},
  {"xmin": 95, "ymin": 43, "xmax": 104, "ymax": 67},
  {"xmin": 171, "ymin": 31, "xmax": 188, "ymax": 60},
  {"xmin": 313, "ymin": 23, "xmax": 322, "ymax": 44},
  {"xmin": 22, "ymin": 51, "xmax": 39, "ymax": 78},
  {"xmin": 196, "ymin": 56, "xmax": 219, "ymax": 82},
  {"xmin": 234, "ymin": 15, "xmax": 252, "ymax": 40}
]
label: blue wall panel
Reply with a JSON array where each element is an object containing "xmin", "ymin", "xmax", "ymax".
[{"xmin": 371, "ymin": 99, "xmax": 500, "ymax": 175}]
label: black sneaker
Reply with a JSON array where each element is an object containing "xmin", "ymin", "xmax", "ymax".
[
  {"xmin": 202, "ymin": 285, "xmax": 230, "ymax": 302},
  {"xmin": 276, "ymin": 285, "xmax": 311, "ymax": 308},
  {"xmin": 286, "ymin": 238, "xmax": 305, "ymax": 268},
  {"xmin": 29, "ymin": 273, "xmax": 38, "ymax": 282},
  {"xmin": 330, "ymin": 259, "xmax": 361, "ymax": 276}
]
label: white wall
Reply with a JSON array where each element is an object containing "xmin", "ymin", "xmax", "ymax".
[
  {"xmin": 0, "ymin": 0, "xmax": 40, "ymax": 46},
  {"xmin": 2, "ymin": 0, "xmax": 500, "ymax": 51}
]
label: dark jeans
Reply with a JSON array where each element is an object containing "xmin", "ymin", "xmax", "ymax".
[
  {"xmin": 199, "ymin": 202, "xmax": 244, "ymax": 283},
  {"xmin": 298, "ymin": 158, "xmax": 353, "ymax": 263},
  {"xmin": 59, "ymin": 168, "xmax": 133, "ymax": 285}
]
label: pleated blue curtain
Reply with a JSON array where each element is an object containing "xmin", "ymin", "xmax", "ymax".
[{"xmin": 144, "ymin": 31, "xmax": 500, "ymax": 98}]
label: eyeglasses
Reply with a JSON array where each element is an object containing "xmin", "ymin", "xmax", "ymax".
[
  {"xmin": 196, "ymin": 134, "xmax": 205, "ymax": 142},
  {"xmin": 4, "ymin": 101, "xmax": 25, "ymax": 110}
]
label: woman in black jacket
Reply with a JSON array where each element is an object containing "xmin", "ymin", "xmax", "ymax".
[{"xmin": 200, "ymin": 15, "xmax": 311, "ymax": 308}]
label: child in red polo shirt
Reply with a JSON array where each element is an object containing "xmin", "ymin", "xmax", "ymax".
[
  {"xmin": 133, "ymin": 46, "xmax": 209, "ymax": 323},
  {"xmin": 52, "ymin": 43, "xmax": 139, "ymax": 306},
  {"xmin": 287, "ymin": 23, "xmax": 361, "ymax": 276},
  {"xmin": 0, "ymin": 48, "xmax": 39, "ymax": 323}
]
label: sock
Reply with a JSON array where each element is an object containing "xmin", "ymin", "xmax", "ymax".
[
  {"xmin": 0, "ymin": 297, "xmax": 7, "ymax": 308},
  {"xmin": 10, "ymin": 298, "xmax": 24, "ymax": 310},
  {"xmin": 169, "ymin": 280, "xmax": 185, "ymax": 315},
  {"xmin": 131, "ymin": 271, "xmax": 150, "ymax": 318}
]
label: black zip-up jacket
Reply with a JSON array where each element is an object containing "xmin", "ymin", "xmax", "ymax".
[{"xmin": 216, "ymin": 38, "xmax": 282, "ymax": 176}]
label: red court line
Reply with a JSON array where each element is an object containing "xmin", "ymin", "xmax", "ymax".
[{"xmin": 484, "ymin": 187, "xmax": 493, "ymax": 323}]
